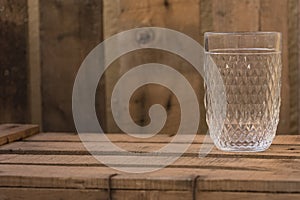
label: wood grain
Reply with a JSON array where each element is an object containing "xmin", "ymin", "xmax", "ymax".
[
  {"xmin": 1, "ymin": 153, "xmax": 299, "ymax": 172},
  {"xmin": 101, "ymin": 0, "xmax": 298, "ymax": 135},
  {"xmin": 0, "ymin": 188, "xmax": 298, "ymax": 200},
  {"xmin": 39, "ymin": 0, "xmax": 103, "ymax": 132},
  {"xmin": 299, "ymin": 0, "xmax": 300, "ymax": 135},
  {"xmin": 27, "ymin": 0, "xmax": 42, "ymax": 128},
  {"xmin": 0, "ymin": 132, "xmax": 299, "ymax": 199},
  {"xmin": 212, "ymin": 0, "xmax": 260, "ymax": 31},
  {"xmin": 260, "ymin": 0, "xmax": 290, "ymax": 134},
  {"xmin": 1, "ymin": 140, "xmax": 299, "ymax": 159},
  {"xmin": 0, "ymin": 165, "xmax": 299, "ymax": 192},
  {"xmin": 199, "ymin": 192, "xmax": 300, "ymax": 200},
  {"xmin": 103, "ymin": 0, "xmax": 206, "ymax": 134},
  {"xmin": 1, "ymin": 0, "xmax": 299, "ymax": 135},
  {"xmin": 0, "ymin": 188, "xmax": 109, "ymax": 200},
  {"xmin": 200, "ymin": 0, "xmax": 213, "ymax": 45},
  {"xmin": 22, "ymin": 132, "xmax": 300, "ymax": 145},
  {"xmin": 288, "ymin": 0, "xmax": 299, "ymax": 134},
  {"xmin": 0, "ymin": 0, "xmax": 28, "ymax": 123},
  {"xmin": 0, "ymin": 124, "xmax": 39, "ymax": 146}
]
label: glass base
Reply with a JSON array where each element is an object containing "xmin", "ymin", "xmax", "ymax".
[{"xmin": 214, "ymin": 141, "xmax": 272, "ymax": 152}]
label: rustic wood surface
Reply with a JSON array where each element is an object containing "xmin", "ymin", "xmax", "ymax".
[
  {"xmin": 0, "ymin": 126, "xmax": 299, "ymax": 199},
  {"xmin": 0, "ymin": 0, "xmax": 29, "ymax": 124},
  {"xmin": 39, "ymin": 0, "xmax": 103, "ymax": 132},
  {"xmin": 102, "ymin": 0, "xmax": 299, "ymax": 135},
  {"xmin": 27, "ymin": 0, "xmax": 42, "ymax": 127},
  {"xmin": 299, "ymin": 0, "xmax": 300, "ymax": 136},
  {"xmin": 211, "ymin": 0, "xmax": 260, "ymax": 31},
  {"xmin": 103, "ymin": 0, "xmax": 206, "ymax": 135},
  {"xmin": 0, "ymin": 124, "xmax": 39, "ymax": 146},
  {"xmin": 1, "ymin": 0, "xmax": 299, "ymax": 134},
  {"xmin": 288, "ymin": 0, "xmax": 299, "ymax": 134}
]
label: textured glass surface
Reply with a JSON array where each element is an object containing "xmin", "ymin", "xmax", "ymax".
[{"xmin": 205, "ymin": 49, "xmax": 282, "ymax": 152}]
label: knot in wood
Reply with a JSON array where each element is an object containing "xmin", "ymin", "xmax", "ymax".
[{"xmin": 136, "ymin": 29, "xmax": 154, "ymax": 45}]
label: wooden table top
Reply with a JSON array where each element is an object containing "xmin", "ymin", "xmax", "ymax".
[{"xmin": 0, "ymin": 124, "xmax": 299, "ymax": 200}]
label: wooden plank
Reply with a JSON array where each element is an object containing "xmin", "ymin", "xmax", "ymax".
[
  {"xmin": 0, "ymin": 154, "xmax": 299, "ymax": 173},
  {"xmin": 0, "ymin": 124, "xmax": 39, "ymax": 146},
  {"xmin": 260, "ymin": 0, "xmax": 290, "ymax": 134},
  {"xmin": 0, "ymin": 133, "xmax": 299, "ymax": 196},
  {"xmin": 0, "ymin": 188, "xmax": 298, "ymax": 200},
  {"xmin": 0, "ymin": 165, "xmax": 299, "ymax": 193},
  {"xmin": 212, "ymin": 0, "xmax": 260, "ymax": 32},
  {"xmin": 0, "ymin": 188, "xmax": 108, "ymax": 200},
  {"xmin": 39, "ymin": 0, "xmax": 103, "ymax": 132},
  {"xmin": 200, "ymin": 0, "xmax": 213, "ymax": 45},
  {"xmin": 288, "ymin": 0, "xmax": 299, "ymax": 134},
  {"xmin": 104, "ymin": 0, "xmax": 200, "ymax": 39},
  {"xmin": 0, "ymin": 188, "xmax": 192, "ymax": 200},
  {"xmin": 27, "ymin": 0, "xmax": 42, "ymax": 128},
  {"xmin": 103, "ymin": 0, "xmax": 207, "ymax": 134},
  {"xmin": 199, "ymin": 192, "xmax": 300, "ymax": 200},
  {"xmin": 299, "ymin": 0, "xmax": 300, "ymax": 135},
  {"xmin": 0, "ymin": 0, "xmax": 29, "ymax": 123},
  {"xmin": 23, "ymin": 132, "xmax": 300, "ymax": 145},
  {"xmin": 1, "ymin": 139, "xmax": 299, "ymax": 159}
]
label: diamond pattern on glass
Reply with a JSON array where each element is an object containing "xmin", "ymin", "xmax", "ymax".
[{"xmin": 205, "ymin": 51, "xmax": 281, "ymax": 151}]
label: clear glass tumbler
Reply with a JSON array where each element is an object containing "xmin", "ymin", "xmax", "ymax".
[{"xmin": 204, "ymin": 32, "xmax": 282, "ymax": 152}]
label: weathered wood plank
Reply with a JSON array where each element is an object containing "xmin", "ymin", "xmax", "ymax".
[
  {"xmin": 0, "ymin": 124, "xmax": 39, "ymax": 146},
  {"xmin": 0, "ymin": 0, "xmax": 29, "ymax": 123},
  {"xmin": 0, "ymin": 188, "xmax": 193, "ymax": 200},
  {"xmin": 288, "ymin": 0, "xmax": 299, "ymax": 134},
  {"xmin": 27, "ymin": 0, "xmax": 42, "ymax": 128},
  {"xmin": 199, "ymin": 192, "xmax": 300, "ymax": 200},
  {"xmin": 103, "ymin": 0, "xmax": 206, "ymax": 134},
  {"xmin": 0, "ymin": 188, "xmax": 108, "ymax": 200},
  {"xmin": 24, "ymin": 132, "xmax": 300, "ymax": 145},
  {"xmin": 40, "ymin": 0, "xmax": 103, "ymax": 132},
  {"xmin": 0, "ymin": 165, "xmax": 299, "ymax": 192},
  {"xmin": 0, "ymin": 132, "xmax": 299, "ymax": 196},
  {"xmin": 260, "ymin": 0, "xmax": 290, "ymax": 134},
  {"xmin": 0, "ymin": 154, "xmax": 299, "ymax": 173},
  {"xmin": 0, "ymin": 188, "xmax": 298, "ymax": 200},
  {"xmin": 200, "ymin": 0, "xmax": 213, "ymax": 45},
  {"xmin": 1, "ymin": 139, "xmax": 299, "ymax": 159},
  {"xmin": 212, "ymin": 0, "xmax": 260, "ymax": 31},
  {"xmin": 298, "ymin": 0, "xmax": 300, "ymax": 134}
]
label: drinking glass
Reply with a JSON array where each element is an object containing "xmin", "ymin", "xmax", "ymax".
[{"xmin": 204, "ymin": 32, "xmax": 282, "ymax": 152}]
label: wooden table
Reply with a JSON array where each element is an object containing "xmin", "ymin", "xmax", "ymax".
[{"xmin": 0, "ymin": 124, "xmax": 299, "ymax": 200}]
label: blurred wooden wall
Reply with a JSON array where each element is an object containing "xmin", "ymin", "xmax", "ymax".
[
  {"xmin": 0, "ymin": 0, "xmax": 299, "ymax": 134},
  {"xmin": 0, "ymin": 0, "xmax": 28, "ymax": 123}
]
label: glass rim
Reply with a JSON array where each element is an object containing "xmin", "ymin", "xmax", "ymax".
[
  {"xmin": 205, "ymin": 49, "xmax": 282, "ymax": 55},
  {"xmin": 205, "ymin": 31, "xmax": 282, "ymax": 36},
  {"xmin": 204, "ymin": 31, "xmax": 282, "ymax": 53}
]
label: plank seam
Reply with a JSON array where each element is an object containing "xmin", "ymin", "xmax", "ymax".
[
  {"xmin": 192, "ymin": 175, "xmax": 201, "ymax": 200},
  {"xmin": 0, "ymin": 186, "xmax": 298, "ymax": 194},
  {"xmin": 0, "ymin": 163, "xmax": 269, "ymax": 171},
  {"xmin": 21, "ymin": 140, "xmax": 300, "ymax": 146},
  {"xmin": 0, "ymin": 150, "xmax": 298, "ymax": 159},
  {"xmin": 108, "ymin": 173, "xmax": 118, "ymax": 200}
]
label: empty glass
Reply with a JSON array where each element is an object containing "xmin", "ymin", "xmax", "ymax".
[{"xmin": 204, "ymin": 32, "xmax": 282, "ymax": 152}]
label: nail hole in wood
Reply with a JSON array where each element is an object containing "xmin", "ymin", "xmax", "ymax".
[
  {"xmin": 288, "ymin": 148, "xmax": 295, "ymax": 151},
  {"xmin": 164, "ymin": 0, "xmax": 170, "ymax": 8}
]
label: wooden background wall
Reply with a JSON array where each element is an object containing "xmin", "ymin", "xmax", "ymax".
[{"xmin": 0, "ymin": 0, "xmax": 299, "ymax": 134}]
